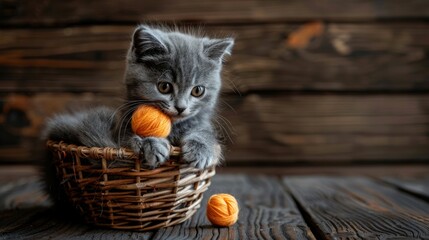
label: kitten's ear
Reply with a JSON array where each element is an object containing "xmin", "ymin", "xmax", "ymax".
[
  {"xmin": 132, "ymin": 26, "xmax": 168, "ymax": 61},
  {"xmin": 203, "ymin": 38, "xmax": 234, "ymax": 62}
]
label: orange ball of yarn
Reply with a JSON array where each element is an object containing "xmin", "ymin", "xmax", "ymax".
[
  {"xmin": 131, "ymin": 105, "xmax": 172, "ymax": 138},
  {"xmin": 206, "ymin": 193, "xmax": 239, "ymax": 227}
]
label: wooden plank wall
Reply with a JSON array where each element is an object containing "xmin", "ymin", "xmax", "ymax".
[{"xmin": 1, "ymin": 1, "xmax": 429, "ymax": 166}]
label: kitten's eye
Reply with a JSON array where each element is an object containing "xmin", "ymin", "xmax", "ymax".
[
  {"xmin": 191, "ymin": 86, "xmax": 205, "ymax": 97},
  {"xmin": 157, "ymin": 82, "xmax": 172, "ymax": 94}
]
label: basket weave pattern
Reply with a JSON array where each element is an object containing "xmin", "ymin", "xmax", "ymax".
[{"xmin": 46, "ymin": 140, "xmax": 215, "ymax": 231}]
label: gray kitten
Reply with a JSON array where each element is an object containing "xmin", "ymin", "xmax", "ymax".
[{"xmin": 43, "ymin": 25, "xmax": 234, "ymax": 169}]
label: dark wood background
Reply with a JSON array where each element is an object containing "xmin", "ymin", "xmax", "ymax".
[{"xmin": 1, "ymin": 0, "xmax": 429, "ymax": 169}]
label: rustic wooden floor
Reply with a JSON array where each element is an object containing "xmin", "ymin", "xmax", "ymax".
[{"xmin": 0, "ymin": 170, "xmax": 428, "ymax": 240}]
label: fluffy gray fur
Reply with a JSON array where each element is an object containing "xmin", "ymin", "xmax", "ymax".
[{"xmin": 43, "ymin": 25, "xmax": 234, "ymax": 169}]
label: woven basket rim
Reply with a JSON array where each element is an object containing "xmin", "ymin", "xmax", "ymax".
[{"xmin": 46, "ymin": 140, "xmax": 181, "ymax": 162}]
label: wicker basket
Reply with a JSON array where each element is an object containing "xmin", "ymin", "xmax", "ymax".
[{"xmin": 46, "ymin": 140, "xmax": 216, "ymax": 231}]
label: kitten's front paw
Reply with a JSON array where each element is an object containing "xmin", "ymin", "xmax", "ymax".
[
  {"xmin": 131, "ymin": 136, "xmax": 170, "ymax": 168},
  {"xmin": 182, "ymin": 140, "xmax": 219, "ymax": 169}
]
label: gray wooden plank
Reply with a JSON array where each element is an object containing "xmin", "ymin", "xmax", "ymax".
[
  {"xmin": 0, "ymin": 208, "xmax": 154, "ymax": 240},
  {"xmin": 0, "ymin": 177, "xmax": 51, "ymax": 211},
  {"xmin": 284, "ymin": 176, "xmax": 429, "ymax": 240},
  {"xmin": 0, "ymin": 178, "xmax": 154, "ymax": 240},
  {"xmin": 382, "ymin": 175, "xmax": 429, "ymax": 201},
  {"xmin": 151, "ymin": 174, "xmax": 315, "ymax": 240}
]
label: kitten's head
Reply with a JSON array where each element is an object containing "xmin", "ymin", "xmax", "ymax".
[{"xmin": 125, "ymin": 25, "xmax": 234, "ymax": 122}]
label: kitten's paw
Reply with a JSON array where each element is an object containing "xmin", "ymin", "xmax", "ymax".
[
  {"xmin": 182, "ymin": 140, "xmax": 219, "ymax": 169},
  {"xmin": 131, "ymin": 136, "xmax": 170, "ymax": 169}
]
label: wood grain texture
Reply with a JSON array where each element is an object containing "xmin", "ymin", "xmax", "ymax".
[
  {"xmin": 151, "ymin": 175, "xmax": 315, "ymax": 240},
  {"xmin": 0, "ymin": 175, "xmax": 315, "ymax": 239},
  {"xmin": 0, "ymin": 177, "xmax": 50, "ymax": 211},
  {"xmin": 225, "ymin": 94, "xmax": 429, "ymax": 163},
  {"xmin": 219, "ymin": 165, "xmax": 429, "ymax": 176},
  {"xmin": 0, "ymin": 208, "xmax": 154, "ymax": 240},
  {"xmin": 284, "ymin": 176, "xmax": 429, "ymax": 240},
  {"xmin": 2, "ymin": 93, "xmax": 429, "ymax": 164},
  {"xmin": 0, "ymin": 93, "xmax": 121, "ymax": 163},
  {"xmin": 0, "ymin": 165, "xmax": 39, "ymax": 183},
  {"xmin": 0, "ymin": 178, "xmax": 154, "ymax": 240},
  {"xmin": 382, "ymin": 176, "xmax": 429, "ymax": 201},
  {"xmin": 1, "ymin": 0, "xmax": 429, "ymax": 26},
  {"xmin": 2, "ymin": 23, "xmax": 429, "ymax": 93}
]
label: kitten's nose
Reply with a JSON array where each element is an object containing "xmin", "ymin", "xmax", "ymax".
[{"xmin": 175, "ymin": 106, "xmax": 186, "ymax": 115}]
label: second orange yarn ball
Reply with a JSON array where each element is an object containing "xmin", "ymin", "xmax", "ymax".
[
  {"xmin": 131, "ymin": 105, "xmax": 172, "ymax": 138},
  {"xmin": 206, "ymin": 193, "xmax": 239, "ymax": 227}
]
